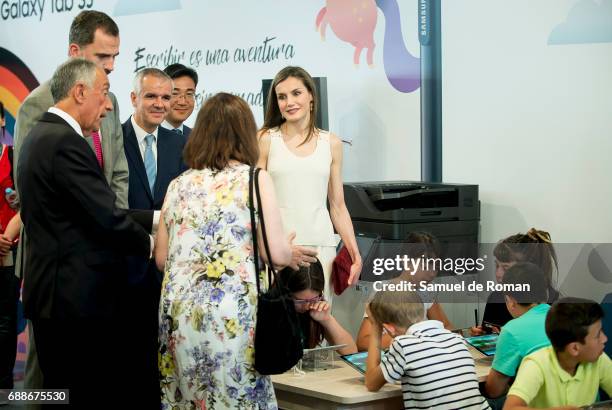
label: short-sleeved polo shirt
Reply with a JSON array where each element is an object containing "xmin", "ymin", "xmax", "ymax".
[{"xmin": 508, "ymin": 346, "xmax": 612, "ymax": 408}]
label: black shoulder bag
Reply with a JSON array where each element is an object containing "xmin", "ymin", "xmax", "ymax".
[{"xmin": 248, "ymin": 167, "xmax": 303, "ymax": 375}]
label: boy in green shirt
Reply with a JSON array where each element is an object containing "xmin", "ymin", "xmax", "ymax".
[
  {"xmin": 504, "ymin": 298, "xmax": 612, "ymax": 410},
  {"xmin": 485, "ymin": 262, "xmax": 552, "ymax": 399}
]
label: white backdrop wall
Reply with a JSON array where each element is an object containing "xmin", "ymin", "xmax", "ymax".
[
  {"xmin": 0, "ymin": 0, "xmax": 422, "ymax": 183},
  {"xmin": 442, "ymin": 0, "xmax": 612, "ymax": 244}
]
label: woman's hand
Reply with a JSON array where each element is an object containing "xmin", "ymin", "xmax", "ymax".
[
  {"xmin": 308, "ymin": 301, "xmax": 332, "ymax": 322},
  {"xmin": 287, "ymin": 232, "xmax": 318, "ymax": 270},
  {"xmin": 348, "ymin": 256, "xmax": 362, "ymax": 285}
]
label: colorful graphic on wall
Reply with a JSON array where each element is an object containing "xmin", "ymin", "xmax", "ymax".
[
  {"xmin": 316, "ymin": 0, "xmax": 378, "ymax": 66},
  {"xmin": 0, "ymin": 47, "xmax": 39, "ymax": 145},
  {"xmin": 114, "ymin": 0, "xmax": 182, "ymax": 17},
  {"xmin": 316, "ymin": 0, "xmax": 420, "ymax": 93},
  {"xmin": 548, "ymin": 0, "xmax": 612, "ymax": 45}
]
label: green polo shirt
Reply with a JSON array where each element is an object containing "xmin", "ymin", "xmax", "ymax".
[
  {"xmin": 491, "ymin": 303, "xmax": 551, "ymax": 376},
  {"xmin": 508, "ymin": 346, "xmax": 612, "ymax": 408}
]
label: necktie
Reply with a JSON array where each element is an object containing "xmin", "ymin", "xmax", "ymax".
[
  {"xmin": 91, "ymin": 130, "xmax": 104, "ymax": 169},
  {"xmin": 144, "ymin": 134, "xmax": 156, "ymax": 193},
  {"xmin": 172, "ymin": 128, "xmax": 183, "ymax": 135}
]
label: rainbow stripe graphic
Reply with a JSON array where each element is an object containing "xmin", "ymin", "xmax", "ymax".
[{"xmin": 0, "ymin": 47, "xmax": 39, "ymax": 145}]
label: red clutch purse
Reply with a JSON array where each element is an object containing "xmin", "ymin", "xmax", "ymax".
[{"xmin": 331, "ymin": 246, "xmax": 352, "ymax": 295}]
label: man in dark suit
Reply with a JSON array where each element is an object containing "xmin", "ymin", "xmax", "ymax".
[
  {"xmin": 13, "ymin": 13, "xmax": 134, "ymax": 402},
  {"xmin": 161, "ymin": 63, "xmax": 198, "ymax": 137},
  {"xmin": 17, "ymin": 58, "xmax": 151, "ymax": 408},
  {"xmin": 122, "ymin": 67, "xmax": 187, "ymax": 407}
]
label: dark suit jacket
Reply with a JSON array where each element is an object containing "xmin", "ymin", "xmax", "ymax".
[
  {"xmin": 17, "ymin": 113, "xmax": 150, "ymax": 319},
  {"xmin": 183, "ymin": 125, "xmax": 192, "ymax": 138},
  {"xmin": 122, "ymin": 119, "xmax": 187, "ymax": 283},
  {"xmin": 122, "ymin": 119, "xmax": 187, "ymax": 211}
]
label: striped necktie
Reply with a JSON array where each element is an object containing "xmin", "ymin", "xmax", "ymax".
[
  {"xmin": 91, "ymin": 130, "xmax": 104, "ymax": 169},
  {"xmin": 172, "ymin": 128, "xmax": 183, "ymax": 135}
]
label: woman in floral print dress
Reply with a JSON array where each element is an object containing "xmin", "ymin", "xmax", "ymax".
[{"xmin": 155, "ymin": 93, "xmax": 291, "ymax": 409}]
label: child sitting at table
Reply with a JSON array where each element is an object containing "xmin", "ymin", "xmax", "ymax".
[
  {"xmin": 364, "ymin": 290, "xmax": 490, "ymax": 409},
  {"xmin": 504, "ymin": 298, "xmax": 612, "ymax": 409},
  {"xmin": 472, "ymin": 228, "xmax": 560, "ymax": 334},
  {"xmin": 280, "ymin": 259, "xmax": 357, "ymax": 355},
  {"xmin": 356, "ymin": 231, "xmax": 454, "ymax": 351},
  {"xmin": 484, "ymin": 262, "xmax": 552, "ymax": 399}
]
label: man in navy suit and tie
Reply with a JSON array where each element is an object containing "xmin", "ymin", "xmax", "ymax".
[
  {"xmin": 161, "ymin": 63, "xmax": 198, "ymax": 137},
  {"xmin": 121, "ymin": 67, "xmax": 187, "ymax": 407}
]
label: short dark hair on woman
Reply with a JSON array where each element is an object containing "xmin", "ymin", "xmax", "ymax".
[
  {"xmin": 184, "ymin": 93, "xmax": 259, "ymax": 170},
  {"xmin": 502, "ymin": 262, "xmax": 548, "ymax": 306},
  {"xmin": 545, "ymin": 297, "xmax": 604, "ymax": 352}
]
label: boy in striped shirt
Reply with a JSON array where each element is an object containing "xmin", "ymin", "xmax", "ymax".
[{"xmin": 365, "ymin": 290, "xmax": 489, "ymax": 409}]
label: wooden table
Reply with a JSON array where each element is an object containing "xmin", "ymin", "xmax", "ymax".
[{"xmin": 271, "ymin": 346, "xmax": 492, "ymax": 410}]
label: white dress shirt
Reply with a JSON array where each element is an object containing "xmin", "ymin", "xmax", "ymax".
[
  {"xmin": 48, "ymin": 107, "xmax": 83, "ymax": 136},
  {"xmin": 161, "ymin": 120, "xmax": 185, "ymax": 134},
  {"xmin": 130, "ymin": 115, "xmax": 158, "ymax": 163}
]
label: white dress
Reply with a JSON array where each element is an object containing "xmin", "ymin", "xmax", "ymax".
[{"xmin": 266, "ymin": 128, "xmax": 337, "ymax": 300}]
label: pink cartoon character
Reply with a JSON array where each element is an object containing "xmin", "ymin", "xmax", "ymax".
[{"xmin": 316, "ymin": 0, "xmax": 378, "ymax": 67}]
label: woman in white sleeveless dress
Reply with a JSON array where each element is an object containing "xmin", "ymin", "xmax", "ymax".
[{"xmin": 257, "ymin": 66, "xmax": 362, "ymax": 300}]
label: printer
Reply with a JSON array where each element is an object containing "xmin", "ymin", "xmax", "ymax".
[{"xmin": 344, "ymin": 181, "xmax": 480, "ymax": 280}]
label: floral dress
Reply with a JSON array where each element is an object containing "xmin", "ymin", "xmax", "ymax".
[{"xmin": 159, "ymin": 164, "xmax": 277, "ymax": 409}]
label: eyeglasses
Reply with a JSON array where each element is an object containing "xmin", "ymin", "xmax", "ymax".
[
  {"xmin": 292, "ymin": 294, "xmax": 324, "ymax": 306},
  {"xmin": 171, "ymin": 91, "xmax": 196, "ymax": 101}
]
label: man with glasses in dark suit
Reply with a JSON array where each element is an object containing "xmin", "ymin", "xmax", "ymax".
[{"xmin": 161, "ymin": 63, "xmax": 198, "ymax": 137}]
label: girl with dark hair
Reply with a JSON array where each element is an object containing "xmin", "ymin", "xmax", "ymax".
[
  {"xmin": 471, "ymin": 228, "xmax": 560, "ymax": 335},
  {"xmin": 280, "ymin": 259, "xmax": 357, "ymax": 355},
  {"xmin": 258, "ymin": 66, "xmax": 361, "ymax": 301}
]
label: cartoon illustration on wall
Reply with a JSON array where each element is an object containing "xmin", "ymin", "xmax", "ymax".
[
  {"xmin": 0, "ymin": 47, "xmax": 39, "ymax": 145},
  {"xmin": 548, "ymin": 0, "xmax": 612, "ymax": 45},
  {"xmin": 316, "ymin": 0, "xmax": 378, "ymax": 66},
  {"xmin": 316, "ymin": 0, "xmax": 420, "ymax": 93}
]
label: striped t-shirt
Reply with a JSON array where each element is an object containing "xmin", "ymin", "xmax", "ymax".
[{"xmin": 381, "ymin": 320, "xmax": 490, "ymax": 410}]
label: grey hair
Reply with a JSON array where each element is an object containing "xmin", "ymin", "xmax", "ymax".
[
  {"xmin": 133, "ymin": 68, "xmax": 172, "ymax": 95},
  {"xmin": 50, "ymin": 58, "xmax": 97, "ymax": 103}
]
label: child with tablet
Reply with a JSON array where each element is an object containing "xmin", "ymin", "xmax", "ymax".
[
  {"xmin": 280, "ymin": 259, "xmax": 357, "ymax": 355},
  {"xmin": 473, "ymin": 228, "xmax": 560, "ymax": 334},
  {"xmin": 364, "ymin": 290, "xmax": 489, "ymax": 409},
  {"xmin": 356, "ymin": 231, "xmax": 454, "ymax": 351},
  {"xmin": 504, "ymin": 298, "xmax": 612, "ymax": 409}
]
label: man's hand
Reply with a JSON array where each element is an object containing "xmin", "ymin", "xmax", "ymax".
[{"xmin": 287, "ymin": 232, "xmax": 318, "ymax": 270}]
